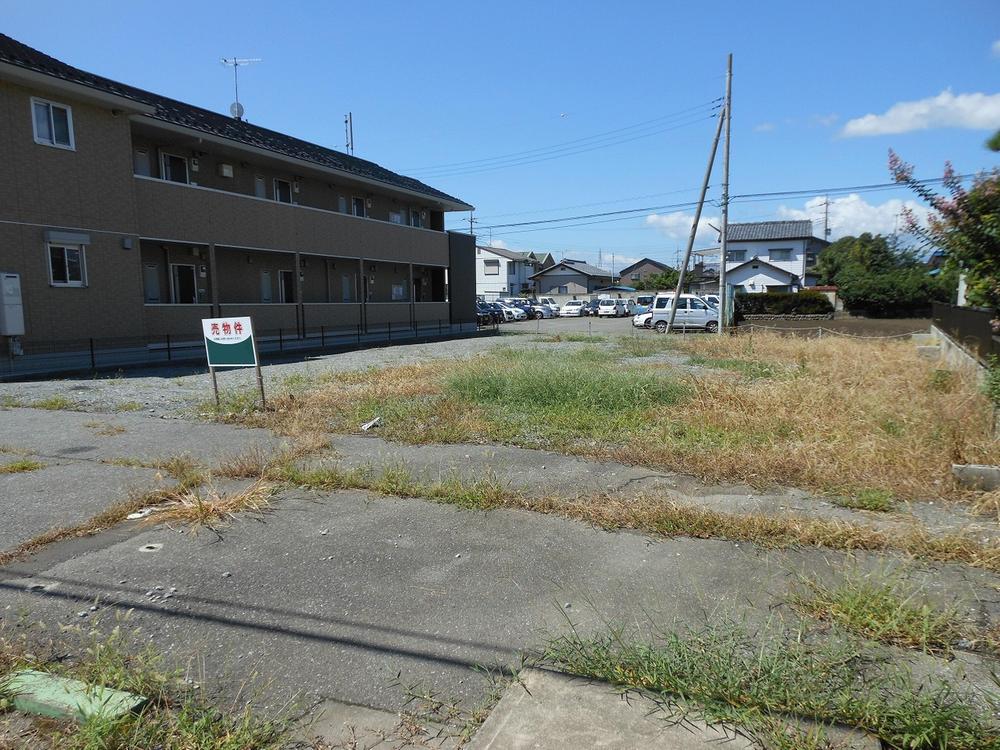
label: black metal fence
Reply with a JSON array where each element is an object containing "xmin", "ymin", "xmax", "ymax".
[
  {"xmin": 0, "ymin": 319, "xmax": 496, "ymax": 380},
  {"xmin": 932, "ymin": 302, "xmax": 1000, "ymax": 365}
]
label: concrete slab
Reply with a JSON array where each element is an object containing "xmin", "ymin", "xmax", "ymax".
[
  {"xmin": 0, "ymin": 408, "xmax": 280, "ymax": 466},
  {"xmin": 302, "ymin": 699, "xmax": 458, "ymax": 749},
  {"xmin": 0, "ymin": 460, "xmax": 162, "ymax": 551},
  {"xmin": 467, "ymin": 668, "xmax": 754, "ymax": 749}
]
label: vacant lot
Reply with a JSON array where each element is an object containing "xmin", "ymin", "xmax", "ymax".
[{"xmin": 220, "ymin": 329, "xmax": 998, "ymax": 506}]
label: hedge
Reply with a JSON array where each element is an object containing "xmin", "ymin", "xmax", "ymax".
[{"xmin": 734, "ymin": 291, "xmax": 834, "ymax": 316}]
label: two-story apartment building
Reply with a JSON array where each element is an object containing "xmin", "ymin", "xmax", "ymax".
[
  {"xmin": 694, "ymin": 221, "xmax": 828, "ymax": 294},
  {"xmin": 0, "ymin": 34, "xmax": 475, "ymax": 360}
]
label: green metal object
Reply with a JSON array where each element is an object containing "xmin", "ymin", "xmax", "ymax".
[{"xmin": 3, "ymin": 669, "xmax": 146, "ymax": 722}]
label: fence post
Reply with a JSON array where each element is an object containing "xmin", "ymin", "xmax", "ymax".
[
  {"xmin": 388, "ymin": 321, "xmax": 392, "ymax": 342},
  {"xmin": 321, "ymin": 325, "xmax": 325, "ymax": 347},
  {"xmin": 279, "ymin": 328, "xmax": 283, "ymax": 351},
  {"xmin": 439, "ymin": 318, "xmax": 443, "ymax": 336},
  {"xmin": 89, "ymin": 338, "xmax": 96, "ymax": 370},
  {"xmin": 166, "ymin": 334, "xmax": 172, "ymax": 361},
  {"xmin": 357, "ymin": 323, "xmax": 361, "ymax": 345}
]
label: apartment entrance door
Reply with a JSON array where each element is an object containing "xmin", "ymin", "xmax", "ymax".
[
  {"xmin": 260, "ymin": 271, "xmax": 273, "ymax": 303},
  {"xmin": 279, "ymin": 270, "xmax": 295, "ymax": 303},
  {"xmin": 169, "ymin": 264, "xmax": 197, "ymax": 304}
]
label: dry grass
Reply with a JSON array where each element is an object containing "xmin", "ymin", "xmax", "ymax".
[
  {"xmin": 84, "ymin": 421, "xmax": 126, "ymax": 436},
  {"xmin": 0, "ymin": 459, "xmax": 44, "ymax": 474},
  {"xmin": 222, "ymin": 333, "xmax": 999, "ymax": 504},
  {"xmin": 145, "ymin": 479, "xmax": 277, "ymax": 528}
]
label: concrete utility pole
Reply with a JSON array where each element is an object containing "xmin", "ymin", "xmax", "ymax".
[
  {"xmin": 717, "ymin": 54, "xmax": 732, "ymax": 334},
  {"xmin": 666, "ymin": 84, "xmax": 725, "ymax": 333}
]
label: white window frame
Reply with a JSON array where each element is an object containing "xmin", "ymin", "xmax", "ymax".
[
  {"xmin": 169, "ymin": 263, "xmax": 197, "ymax": 304},
  {"xmin": 273, "ymin": 178, "xmax": 293, "ymax": 204},
  {"xmin": 352, "ymin": 196, "xmax": 367, "ymax": 218},
  {"xmin": 769, "ymin": 248, "xmax": 793, "ymax": 262},
  {"xmin": 159, "ymin": 151, "xmax": 189, "ymax": 184},
  {"xmin": 483, "ymin": 259, "xmax": 500, "ymax": 276},
  {"xmin": 47, "ymin": 243, "xmax": 87, "ymax": 287},
  {"xmin": 31, "ymin": 97, "xmax": 75, "ymax": 150}
]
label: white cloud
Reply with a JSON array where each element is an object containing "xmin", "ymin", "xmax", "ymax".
[
  {"xmin": 841, "ymin": 90, "xmax": 1000, "ymax": 136},
  {"xmin": 775, "ymin": 194, "xmax": 933, "ymax": 239},
  {"xmin": 992, "ymin": 39, "xmax": 1000, "ymax": 57},
  {"xmin": 753, "ymin": 122, "xmax": 775, "ymax": 132},
  {"xmin": 484, "ymin": 239, "xmax": 509, "ymax": 249},
  {"xmin": 645, "ymin": 211, "xmax": 719, "ymax": 244},
  {"xmin": 812, "ymin": 113, "xmax": 839, "ymax": 127}
]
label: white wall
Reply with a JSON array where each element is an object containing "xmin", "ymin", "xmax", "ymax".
[
  {"xmin": 724, "ymin": 238, "xmax": 808, "ymax": 282},
  {"xmin": 726, "ymin": 262, "xmax": 796, "ymax": 293},
  {"xmin": 475, "ymin": 247, "xmax": 538, "ymax": 299}
]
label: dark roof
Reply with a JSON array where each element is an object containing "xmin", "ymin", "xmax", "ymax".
[
  {"xmin": 727, "ymin": 255, "xmax": 800, "ymax": 279},
  {"xmin": 618, "ymin": 257, "xmax": 673, "ymax": 275},
  {"xmin": 529, "ymin": 260, "xmax": 613, "ymax": 279},
  {"xmin": 477, "ymin": 245, "xmax": 535, "ymax": 262},
  {"xmin": 0, "ymin": 34, "xmax": 470, "ymax": 209},
  {"xmin": 727, "ymin": 221, "xmax": 814, "ymax": 242}
]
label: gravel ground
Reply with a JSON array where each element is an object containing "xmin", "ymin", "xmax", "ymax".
[{"xmin": 0, "ymin": 315, "xmax": 930, "ymax": 416}]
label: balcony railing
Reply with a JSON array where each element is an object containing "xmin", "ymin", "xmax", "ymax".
[{"xmin": 133, "ymin": 176, "xmax": 450, "ymax": 265}]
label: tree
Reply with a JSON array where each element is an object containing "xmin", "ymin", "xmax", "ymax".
[
  {"xmin": 815, "ymin": 232, "xmax": 952, "ymax": 316},
  {"xmin": 889, "ymin": 151, "xmax": 1000, "ymax": 320},
  {"xmin": 633, "ymin": 269, "xmax": 679, "ymax": 291}
]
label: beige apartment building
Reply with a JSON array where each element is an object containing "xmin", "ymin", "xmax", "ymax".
[{"xmin": 0, "ymin": 34, "xmax": 475, "ymax": 364}]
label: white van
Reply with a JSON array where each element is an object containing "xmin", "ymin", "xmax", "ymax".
[
  {"xmin": 634, "ymin": 293, "xmax": 719, "ymax": 332},
  {"xmin": 538, "ymin": 296, "xmax": 561, "ymax": 314},
  {"xmin": 597, "ymin": 298, "xmax": 627, "ymax": 317}
]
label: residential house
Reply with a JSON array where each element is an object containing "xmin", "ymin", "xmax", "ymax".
[
  {"xmin": 529, "ymin": 259, "xmax": 614, "ymax": 298},
  {"xmin": 0, "ymin": 34, "xmax": 475, "ymax": 360},
  {"xmin": 618, "ymin": 257, "xmax": 673, "ymax": 285},
  {"xmin": 694, "ymin": 221, "xmax": 829, "ymax": 294},
  {"xmin": 475, "ymin": 246, "xmax": 544, "ymax": 299}
]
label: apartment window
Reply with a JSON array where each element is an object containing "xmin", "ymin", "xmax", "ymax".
[
  {"xmin": 769, "ymin": 248, "xmax": 792, "ymax": 261},
  {"xmin": 274, "ymin": 178, "xmax": 293, "ymax": 204},
  {"xmin": 338, "ymin": 196, "xmax": 347, "ymax": 213},
  {"xmin": 31, "ymin": 98, "xmax": 74, "ymax": 149},
  {"xmin": 727, "ymin": 249, "xmax": 746, "ymax": 262},
  {"xmin": 410, "ymin": 209, "xmax": 423, "ymax": 228},
  {"xmin": 254, "ymin": 176, "xmax": 267, "ymax": 198},
  {"xmin": 557, "ymin": 285, "xmax": 568, "ymax": 294},
  {"xmin": 352, "ymin": 197, "xmax": 367, "ymax": 218},
  {"xmin": 389, "ymin": 210, "xmax": 404, "ymax": 224},
  {"xmin": 160, "ymin": 152, "xmax": 188, "ymax": 184},
  {"xmin": 391, "ymin": 283, "xmax": 407, "ymax": 301},
  {"xmin": 483, "ymin": 259, "xmax": 500, "ymax": 275},
  {"xmin": 48, "ymin": 244, "xmax": 86, "ymax": 286},
  {"xmin": 508, "ymin": 262, "xmax": 517, "ymax": 275},
  {"xmin": 631, "ymin": 272, "xmax": 641, "ymax": 281},
  {"xmin": 133, "ymin": 149, "xmax": 151, "ymax": 176}
]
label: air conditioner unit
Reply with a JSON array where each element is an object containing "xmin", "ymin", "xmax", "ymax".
[{"xmin": 218, "ymin": 163, "xmax": 234, "ymax": 178}]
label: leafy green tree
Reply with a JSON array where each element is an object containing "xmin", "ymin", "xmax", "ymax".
[
  {"xmin": 889, "ymin": 151, "xmax": 1000, "ymax": 320},
  {"xmin": 633, "ymin": 269, "xmax": 679, "ymax": 291}
]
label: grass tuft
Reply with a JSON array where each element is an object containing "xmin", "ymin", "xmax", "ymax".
[
  {"xmin": 790, "ymin": 571, "xmax": 963, "ymax": 653},
  {"xmin": 0, "ymin": 458, "xmax": 44, "ymax": 474},
  {"xmin": 834, "ymin": 488, "xmax": 896, "ymax": 512},
  {"xmin": 31, "ymin": 395, "xmax": 79, "ymax": 411},
  {"xmin": 543, "ymin": 622, "xmax": 1000, "ymax": 750}
]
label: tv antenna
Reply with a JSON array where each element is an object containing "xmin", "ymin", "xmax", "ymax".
[
  {"xmin": 344, "ymin": 112, "xmax": 354, "ymax": 155},
  {"xmin": 220, "ymin": 57, "xmax": 262, "ymax": 120}
]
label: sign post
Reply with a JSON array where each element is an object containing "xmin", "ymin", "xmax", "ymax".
[{"xmin": 201, "ymin": 316, "xmax": 264, "ymax": 407}]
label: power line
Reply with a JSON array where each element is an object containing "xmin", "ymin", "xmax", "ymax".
[
  {"xmin": 413, "ymin": 113, "xmax": 719, "ymax": 179},
  {"xmin": 474, "ymin": 173, "xmax": 974, "ymax": 233},
  {"xmin": 403, "ymin": 98, "xmax": 722, "ymax": 174}
]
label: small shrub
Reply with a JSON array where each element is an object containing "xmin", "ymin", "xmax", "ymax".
[{"xmin": 986, "ymin": 356, "xmax": 1000, "ymax": 408}]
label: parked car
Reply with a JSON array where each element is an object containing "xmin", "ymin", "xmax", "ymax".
[
  {"xmin": 498, "ymin": 302, "xmax": 526, "ymax": 321},
  {"xmin": 537, "ymin": 296, "xmax": 561, "ymax": 314},
  {"xmin": 620, "ymin": 298, "xmax": 636, "ymax": 315},
  {"xmin": 581, "ymin": 299, "xmax": 601, "ymax": 316},
  {"xmin": 486, "ymin": 302, "xmax": 508, "ymax": 322},
  {"xmin": 475, "ymin": 302, "xmax": 498, "ymax": 326},
  {"xmin": 559, "ymin": 300, "xmax": 586, "ymax": 317},
  {"xmin": 530, "ymin": 303, "xmax": 555, "ymax": 319},
  {"xmin": 633, "ymin": 294, "xmax": 655, "ymax": 314},
  {"xmin": 702, "ymin": 294, "xmax": 720, "ymax": 309},
  {"xmin": 597, "ymin": 298, "xmax": 627, "ymax": 317},
  {"xmin": 642, "ymin": 293, "xmax": 719, "ymax": 333}
]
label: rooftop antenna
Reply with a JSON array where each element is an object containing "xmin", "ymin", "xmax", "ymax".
[
  {"xmin": 220, "ymin": 57, "xmax": 262, "ymax": 120},
  {"xmin": 344, "ymin": 112, "xmax": 355, "ymax": 155}
]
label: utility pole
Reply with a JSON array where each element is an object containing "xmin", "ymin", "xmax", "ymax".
[
  {"xmin": 469, "ymin": 210, "xmax": 474, "ymax": 236},
  {"xmin": 717, "ymin": 53, "xmax": 732, "ymax": 334},
  {"xmin": 823, "ymin": 195, "xmax": 830, "ymax": 238},
  {"xmin": 344, "ymin": 112, "xmax": 355, "ymax": 155},
  {"xmin": 666, "ymin": 81, "xmax": 725, "ymax": 333}
]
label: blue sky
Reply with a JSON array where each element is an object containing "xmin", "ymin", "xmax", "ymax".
[{"xmin": 6, "ymin": 0, "xmax": 1000, "ymax": 270}]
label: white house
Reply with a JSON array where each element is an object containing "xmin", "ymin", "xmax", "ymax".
[
  {"xmin": 475, "ymin": 246, "xmax": 553, "ymax": 299},
  {"xmin": 694, "ymin": 220, "xmax": 829, "ymax": 294}
]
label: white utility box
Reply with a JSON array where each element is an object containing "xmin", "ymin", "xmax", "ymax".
[{"xmin": 0, "ymin": 273, "xmax": 25, "ymax": 336}]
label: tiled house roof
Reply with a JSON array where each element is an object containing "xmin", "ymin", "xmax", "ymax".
[
  {"xmin": 727, "ymin": 221, "xmax": 815, "ymax": 241},
  {"xmin": 0, "ymin": 34, "xmax": 470, "ymax": 209}
]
